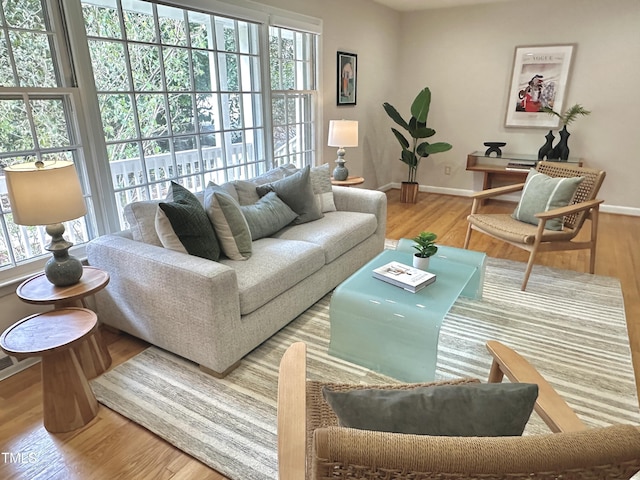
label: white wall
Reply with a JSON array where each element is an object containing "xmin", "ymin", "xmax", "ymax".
[{"xmin": 395, "ymin": 0, "xmax": 640, "ymax": 212}]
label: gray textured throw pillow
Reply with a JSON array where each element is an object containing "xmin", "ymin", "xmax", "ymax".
[
  {"xmin": 322, "ymin": 382, "xmax": 538, "ymax": 437},
  {"xmin": 512, "ymin": 169, "xmax": 584, "ymax": 230},
  {"xmin": 158, "ymin": 182, "xmax": 220, "ymax": 261},
  {"xmin": 310, "ymin": 163, "xmax": 336, "ymax": 213},
  {"xmin": 241, "ymin": 192, "xmax": 298, "ymax": 240},
  {"xmin": 255, "ymin": 165, "xmax": 323, "ymax": 224}
]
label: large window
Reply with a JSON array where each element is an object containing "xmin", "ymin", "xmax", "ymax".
[
  {"xmin": 0, "ymin": 0, "xmax": 93, "ymax": 272},
  {"xmin": 0, "ymin": 0, "xmax": 319, "ymax": 277}
]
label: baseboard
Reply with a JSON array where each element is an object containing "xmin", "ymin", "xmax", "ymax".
[{"xmin": 378, "ymin": 182, "xmax": 640, "ymax": 217}]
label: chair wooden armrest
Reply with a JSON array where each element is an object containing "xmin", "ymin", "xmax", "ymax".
[
  {"xmin": 277, "ymin": 342, "xmax": 306, "ymax": 480},
  {"xmin": 486, "ymin": 340, "xmax": 586, "ymax": 433},
  {"xmin": 534, "ymin": 198, "xmax": 603, "ymax": 220},
  {"xmin": 470, "ymin": 182, "xmax": 526, "ymax": 200}
]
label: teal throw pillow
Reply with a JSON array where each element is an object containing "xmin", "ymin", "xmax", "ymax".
[
  {"xmin": 255, "ymin": 165, "xmax": 323, "ymax": 224},
  {"xmin": 322, "ymin": 382, "xmax": 538, "ymax": 437},
  {"xmin": 204, "ymin": 184, "xmax": 252, "ymax": 261},
  {"xmin": 158, "ymin": 182, "xmax": 220, "ymax": 261},
  {"xmin": 241, "ymin": 192, "xmax": 298, "ymax": 240},
  {"xmin": 512, "ymin": 170, "xmax": 584, "ymax": 231}
]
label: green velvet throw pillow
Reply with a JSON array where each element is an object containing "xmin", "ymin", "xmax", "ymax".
[
  {"xmin": 322, "ymin": 382, "xmax": 538, "ymax": 437},
  {"xmin": 512, "ymin": 170, "xmax": 584, "ymax": 231},
  {"xmin": 158, "ymin": 182, "xmax": 220, "ymax": 261},
  {"xmin": 255, "ymin": 165, "xmax": 323, "ymax": 225},
  {"xmin": 240, "ymin": 192, "xmax": 297, "ymax": 240},
  {"xmin": 204, "ymin": 184, "xmax": 252, "ymax": 261}
]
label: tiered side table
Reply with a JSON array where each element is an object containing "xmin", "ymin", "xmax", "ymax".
[
  {"xmin": 0, "ymin": 308, "xmax": 100, "ymax": 432},
  {"xmin": 16, "ymin": 266, "xmax": 112, "ymax": 379}
]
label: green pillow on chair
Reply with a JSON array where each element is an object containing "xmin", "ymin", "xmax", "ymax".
[
  {"xmin": 512, "ymin": 169, "xmax": 583, "ymax": 231},
  {"xmin": 323, "ymin": 382, "xmax": 538, "ymax": 437}
]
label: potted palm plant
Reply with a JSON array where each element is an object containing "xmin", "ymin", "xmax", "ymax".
[
  {"xmin": 383, "ymin": 87, "xmax": 452, "ymax": 203},
  {"xmin": 412, "ymin": 231, "xmax": 438, "ymax": 270}
]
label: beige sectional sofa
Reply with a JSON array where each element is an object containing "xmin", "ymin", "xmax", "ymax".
[{"xmin": 86, "ymin": 166, "xmax": 387, "ymax": 377}]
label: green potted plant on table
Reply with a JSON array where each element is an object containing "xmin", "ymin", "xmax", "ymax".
[
  {"xmin": 412, "ymin": 231, "xmax": 438, "ymax": 270},
  {"xmin": 383, "ymin": 87, "xmax": 452, "ymax": 203}
]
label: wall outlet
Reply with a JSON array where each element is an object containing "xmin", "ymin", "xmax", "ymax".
[{"xmin": 444, "ymin": 166, "xmax": 451, "ymax": 175}]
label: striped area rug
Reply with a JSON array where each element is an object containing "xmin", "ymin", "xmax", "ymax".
[{"xmin": 91, "ymin": 257, "xmax": 639, "ymax": 480}]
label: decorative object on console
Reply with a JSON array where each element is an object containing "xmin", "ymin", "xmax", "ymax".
[
  {"xmin": 4, "ymin": 160, "xmax": 87, "ymax": 286},
  {"xmin": 383, "ymin": 87, "xmax": 452, "ymax": 204},
  {"xmin": 543, "ymin": 104, "xmax": 591, "ymax": 161},
  {"xmin": 327, "ymin": 119, "xmax": 358, "ymax": 181},
  {"xmin": 537, "ymin": 130, "xmax": 555, "ymax": 160},
  {"xmin": 483, "ymin": 142, "xmax": 506, "ymax": 157},
  {"xmin": 412, "ymin": 231, "xmax": 438, "ymax": 270}
]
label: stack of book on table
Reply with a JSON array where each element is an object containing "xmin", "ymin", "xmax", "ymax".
[
  {"xmin": 372, "ymin": 261, "xmax": 436, "ymax": 293},
  {"xmin": 505, "ymin": 159, "xmax": 537, "ymax": 172}
]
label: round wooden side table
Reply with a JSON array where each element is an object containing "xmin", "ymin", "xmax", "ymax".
[
  {"xmin": 331, "ymin": 176, "xmax": 365, "ymax": 187},
  {"xmin": 0, "ymin": 308, "xmax": 100, "ymax": 433},
  {"xmin": 16, "ymin": 266, "xmax": 112, "ymax": 379}
]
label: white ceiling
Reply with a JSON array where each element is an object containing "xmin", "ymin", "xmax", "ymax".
[{"xmin": 370, "ymin": 0, "xmax": 516, "ymax": 11}]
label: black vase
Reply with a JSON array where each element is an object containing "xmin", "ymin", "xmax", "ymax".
[
  {"xmin": 550, "ymin": 125, "xmax": 570, "ymax": 161},
  {"xmin": 537, "ymin": 130, "xmax": 555, "ymax": 160}
]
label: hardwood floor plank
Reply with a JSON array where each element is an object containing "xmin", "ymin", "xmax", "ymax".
[{"xmin": 1, "ymin": 189, "xmax": 637, "ymax": 479}]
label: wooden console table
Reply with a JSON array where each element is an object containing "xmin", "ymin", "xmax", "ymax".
[{"xmin": 466, "ymin": 151, "xmax": 582, "ymax": 191}]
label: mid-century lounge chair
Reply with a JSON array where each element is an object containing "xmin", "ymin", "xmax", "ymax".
[
  {"xmin": 277, "ymin": 341, "xmax": 640, "ymax": 480},
  {"xmin": 463, "ymin": 161, "xmax": 606, "ymax": 290}
]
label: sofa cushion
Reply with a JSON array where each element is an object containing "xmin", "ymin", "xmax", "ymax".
[
  {"xmin": 204, "ymin": 184, "xmax": 252, "ymax": 261},
  {"xmin": 272, "ymin": 211, "xmax": 377, "ymax": 263},
  {"xmin": 322, "ymin": 382, "xmax": 538, "ymax": 437},
  {"xmin": 219, "ymin": 238, "xmax": 325, "ymax": 315},
  {"xmin": 310, "ymin": 163, "xmax": 336, "ymax": 213},
  {"xmin": 159, "ymin": 182, "xmax": 221, "ymax": 261},
  {"xmin": 256, "ymin": 165, "xmax": 323, "ymax": 225},
  {"xmin": 512, "ymin": 170, "xmax": 584, "ymax": 231},
  {"xmin": 240, "ymin": 192, "xmax": 298, "ymax": 240},
  {"xmin": 124, "ymin": 200, "xmax": 163, "ymax": 246}
]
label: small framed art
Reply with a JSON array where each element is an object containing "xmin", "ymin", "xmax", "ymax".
[
  {"xmin": 337, "ymin": 51, "xmax": 357, "ymax": 106},
  {"xmin": 505, "ymin": 44, "xmax": 575, "ymax": 128}
]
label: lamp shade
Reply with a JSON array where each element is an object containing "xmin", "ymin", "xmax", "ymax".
[
  {"xmin": 4, "ymin": 160, "xmax": 87, "ymax": 226},
  {"xmin": 328, "ymin": 120, "xmax": 358, "ymax": 147}
]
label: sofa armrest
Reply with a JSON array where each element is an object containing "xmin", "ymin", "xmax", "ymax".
[
  {"xmin": 86, "ymin": 234, "xmax": 243, "ymax": 373},
  {"xmin": 332, "ymin": 186, "xmax": 387, "ymax": 236}
]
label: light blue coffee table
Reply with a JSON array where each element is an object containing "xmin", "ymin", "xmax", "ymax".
[{"xmin": 328, "ymin": 243, "xmax": 486, "ymax": 382}]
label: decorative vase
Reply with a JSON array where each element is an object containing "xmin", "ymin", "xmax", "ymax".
[
  {"xmin": 550, "ymin": 125, "xmax": 570, "ymax": 161},
  {"xmin": 400, "ymin": 182, "xmax": 419, "ymax": 203},
  {"xmin": 333, "ymin": 159, "xmax": 348, "ymax": 181},
  {"xmin": 537, "ymin": 130, "xmax": 555, "ymax": 160},
  {"xmin": 413, "ymin": 255, "xmax": 430, "ymax": 271}
]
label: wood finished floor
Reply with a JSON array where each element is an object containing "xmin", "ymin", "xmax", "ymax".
[{"xmin": 1, "ymin": 189, "xmax": 638, "ymax": 479}]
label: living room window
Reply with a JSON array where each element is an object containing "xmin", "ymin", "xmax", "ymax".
[{"xmin": 0, "ymin": 0, "xmax": 95, "ymax": 274}]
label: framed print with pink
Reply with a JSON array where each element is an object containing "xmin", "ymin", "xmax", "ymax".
[
  {"xmin": 337, "ymin": 51, "xmax": 357, "ymax": 106},
  {"xmin": 505, "ymin": 44, "xmax": 575, "ymax": 128}
]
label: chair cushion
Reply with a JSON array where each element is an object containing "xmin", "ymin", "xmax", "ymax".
[
  {"xmin": 512, "ymin": 170, "xmax": 584, "ymax": 230},
  {"xmin": 204, "ymin": 184, "xmax": 252, "ymax": 261},
  {"xmin": 158, "ymin": 182, "xmax": 221, "ymax": 261},
  {"xmin": 240, "ymin": 192, "xmax": 298, "ymax": 240},
  {"xmin": 256, "ymin": 165, "xmax": 324, "ymax": 225},
  {"xmin": 468, "ymin": 214, "xmax": 577, "ymax": 245},
  {"xmin": 322, "ymin": 382, "xmax": 538, "ymax": 437}
]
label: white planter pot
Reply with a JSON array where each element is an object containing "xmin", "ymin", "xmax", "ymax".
[{"xmin": 413, "ymin": 255, "xmax": 430, "ymax": 271}]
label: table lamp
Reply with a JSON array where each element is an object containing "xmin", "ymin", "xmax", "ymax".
[
  {"xmin": 327, "ymin": 120, "xmax": 358, "ymax": 181},
  {"xmin": 4, "ymin": 160, "xmax": 87, "ymax": 286}
]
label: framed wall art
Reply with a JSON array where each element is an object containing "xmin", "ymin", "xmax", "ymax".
[
  {"xmin": 337, "ymin": 51, "xmax": 357, "ymax": 106},
  {"xmin": 505, "ymin": 44, "xmax": 575, "ymax": 128}
]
